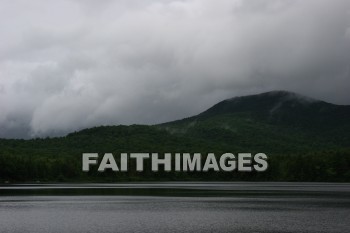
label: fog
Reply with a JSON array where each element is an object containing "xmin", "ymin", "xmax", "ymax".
[{"xmin": 0, "ymin": 0, "xmax": 349, "ymax": 138}]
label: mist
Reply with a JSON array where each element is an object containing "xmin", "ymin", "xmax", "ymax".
[{"xmin": 0, "ymin": 0, "xmax": 349, "ymax": 138}]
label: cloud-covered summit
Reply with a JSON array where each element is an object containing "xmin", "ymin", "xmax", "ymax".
[{"xmin": 0, "ymin": 0, "xmax": 349, "ymax": 138}]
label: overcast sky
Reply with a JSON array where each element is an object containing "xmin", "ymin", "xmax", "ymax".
[{"xmin": 1, "ymin": 0, "xmax": 350, "ymax": 138}]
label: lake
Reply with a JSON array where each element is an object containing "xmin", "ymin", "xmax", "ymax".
[{"xmin": 0, "ymin": 182, "xmax": 349, "ymax": 232}]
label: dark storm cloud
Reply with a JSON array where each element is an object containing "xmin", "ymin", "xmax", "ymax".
[{"xmin": 0, "ymin": 0, "xmax": 349, "ymax": 138}]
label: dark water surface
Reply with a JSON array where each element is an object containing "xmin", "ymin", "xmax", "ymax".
[{"xmin": 0, "ymin": 182, "xmax": 349, "ymax": 233}]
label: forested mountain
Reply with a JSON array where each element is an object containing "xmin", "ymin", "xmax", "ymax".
[{"xmin": 1, "ymin": 91, "xmax": 349, "ymax": 182}]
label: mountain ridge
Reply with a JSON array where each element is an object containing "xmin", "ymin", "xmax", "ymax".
[
  {"xmin": 161, "ymin": 90, "xmax": 350, "ymax": 129},
  {"xmin": 1, "ymin": 90, "xmax": 349, "ymax": 182}
]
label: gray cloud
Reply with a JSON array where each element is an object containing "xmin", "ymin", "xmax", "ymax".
[{"xmin": 0, "ymin": 0, "xmax": 349, "ymax": 138}]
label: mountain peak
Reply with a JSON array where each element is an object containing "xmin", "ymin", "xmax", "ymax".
[
  {"xmin": 228, "ymin": 90, "xmax": 319, "ymax": 105},
  {"xmin": 192, "ymin": 90, "xmax": 350, "ymax": 128},
  {"xmin": 203, "ymin": 90, "xmax": 323, "ymax": 117},
  {"xmin": 160, "ymin": 90, "xmax": 350, "ymax": 150}
]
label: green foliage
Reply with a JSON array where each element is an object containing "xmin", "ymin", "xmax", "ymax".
[
  {"xmin": 0, "ymin": 125, "xmax": 349, "ymax": 182},
  {"xmin": 1, "ymin": 91, "xmax": 349, "ymax": 182}
]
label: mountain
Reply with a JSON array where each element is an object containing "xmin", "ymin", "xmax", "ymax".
[
  {"xmin": 163, "ymin": 90, "xmax": 350, "ymax": 127},
  {"xmin": 0, "ymin": 90, "xmax": 349, "ymax": 182},
  {"xmin": 199, "ymin": 90, "xmax": 350, "ymax": 128},
  {"xmin": 159, "ymin": 91, "xmax": 350, "ymax": 151}
]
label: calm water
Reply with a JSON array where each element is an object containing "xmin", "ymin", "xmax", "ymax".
[{"xmin": 0, "ymin": 182, "xmax": 349, "ymax": 233}]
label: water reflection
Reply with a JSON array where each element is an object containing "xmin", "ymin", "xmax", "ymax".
[{"xmin": 0, "ymin": 183, "xmax": 349, "ymax": 233}]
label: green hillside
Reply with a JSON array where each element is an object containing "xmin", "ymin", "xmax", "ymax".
[
  {"xmin": 1, "ymin": 91, "xmax": 349, "ymax": 182},
  {"xmin": 160, "ymin": 91, "xmax": 350, "ymax": 151}
]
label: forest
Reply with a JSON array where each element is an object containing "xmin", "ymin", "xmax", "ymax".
[{"xmin": 1, "ymin": 91, "xmax": 349, "ymax": 182}]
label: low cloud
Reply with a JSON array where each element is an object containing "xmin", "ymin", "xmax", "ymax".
[{"xmin": 0, "ymin": 0, "xmax": 349, "ymax": 138}]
